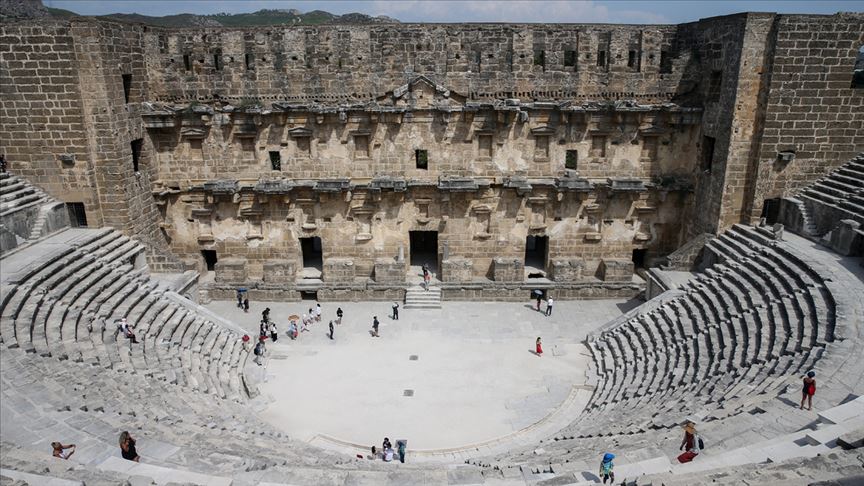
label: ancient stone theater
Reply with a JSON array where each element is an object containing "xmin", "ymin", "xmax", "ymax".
[{"xmin": 1, "ymin": 3, "xmax": 864, "ymax": 485}]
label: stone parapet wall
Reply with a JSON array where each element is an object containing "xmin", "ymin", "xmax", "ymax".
[
  {"xmin": 215, "ymin": 258, "xmax": 247, "ymax": 284},
  {"xmin": 442, "ymin": 257, "xmax": 474, "ymax": 283},
  {"xmin": 597, "ymin": 259, "xmax": 634, "ymax": 282},
  {"xmin": 323, "ymin": 258, "xmax": 355, "ymax": 284},
  {"xmin": 374, "ymin": 259, "xmax": 406, "ymax": 284},
  {"xmin": 493, "ymin": 257, "xmax": 524, "ymax": 282},
  {"xmin": 550, "ymin": 258, "xmax": 587, "ymax": 282},
  {"xmin": 263, "ymin": 259, "xmax": 296, "ymax": 283}
]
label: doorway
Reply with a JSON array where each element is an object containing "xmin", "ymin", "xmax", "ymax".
[
  {"xmin": 300, "ymin": 237, "xmax": 323, "ymax": 279},
  {"xmin": 632, "ymin": 249, "xmax": 647, "ymax": 269},
  {"xmin": 761, "ymin": 198, "xmax": 781, "ymax": 225},
  {"xmin": 525, "ymin": 236, "xmax": 548, "ymax": 277},
  {"xmin": 409, "ymin": 231, "xmax": 438, "ymax": 274},
  {"xmin": 201, "ymin": 249, "xmax": 217, "ymax": 272}
]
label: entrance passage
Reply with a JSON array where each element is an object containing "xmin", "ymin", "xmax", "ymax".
[
  {"xmin": 525, "ymin": 236, "xmax": 548, "ymax": 278},
  {"xmin": 201, "ymin": 249, "xmax": 217, "ymax": 272},
  {"xmin": 409, "ymin": 231, "xmax": 438, "ymax": 273},
  {"xmin": 300, "ymin": 237, "xmax": 323, "ymax": 279}
]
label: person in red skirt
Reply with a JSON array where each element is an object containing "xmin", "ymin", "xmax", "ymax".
[
  {"xmin": 677, "ymin": 421, "xmax": 700, "ymax": 463},
  {"xmin": 801, "ymin": 371, "xmax": 816, "ymax": 410},
  {"xmin": 536, "ymin": 337, "xmax": 543, "ymax": 357}
]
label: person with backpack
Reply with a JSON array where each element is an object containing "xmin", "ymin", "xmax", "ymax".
[
  {"xmin": 253, "ymin": 338, "xmax": 265, "ymax": 365},
  {"xmin": 598, "ymin": 452, "xmax": 615, "ymax": 484},
  {"xmin": 677, "ymin": 421, "xmax": 702, "ymax": 463},
  {"xmin": 801, "ymin": 371, "xmax": 816, "ymax": 410}
]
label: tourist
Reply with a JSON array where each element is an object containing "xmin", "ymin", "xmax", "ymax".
[
  {"xmin": 254, "ymin": 338, "xmax": 266, "ymax": 365},
  {"xmin": 329, "ymin": 320, "xmax": 334, "ymax": 340},
  {"xmin": 259, "ymin": 320, "xmax": 268, "ymax": 339},
  {"xmin": 336, "ymin": 307, "xmax": 343, "ymax": 324},
  {"xmin": 423, "ymin": 271, "xmax": 431, "ymax": 291},
  {"xmin": 117, "ymin": 318, "xmax": 138, "ymax": 344},
  {"xmin": 372, "ymin": 316, "xmax": 380, "ymax": 337},
  {"xmin": 384, "ymin": 446, "xmax": 394, "ymax": 462},
  {"xmin": 262, "ymin": 307, "xmax": 271, "ymax": 322},
  {"xmin": 382, "ymin": 437, "xmax": 392, "ymax": 450},
  {"xmin": 241, "ymin": 334, "xmax": 251, "ymax": 351},
  {"xmin": 301, "ymin": 314, "xmax": 310, "ymax": 332},
  {"xmin": 801, "ymin": 371, "xmax": 816, "ymax": 410},
  {"xmin": 397, "ymin": 440, "xmax": 406, "ymax": 463},
  {"xmin": 236, "ymin": 290, "xmax": 243, "ymax": 309},
  {"xmin": 536, "ymin": 337, "xmax": 543, "ymax": 356},
  {"xmin": 51, "ymin": 442, "xmax": 75, "ymax": 460},
  {"xmin": 535, "ymin": 294, "xmax": 542, "ymax": 311},
  {"xmin": 545, "ymin": 296, "xmax": 554, "ymax": 316},
  {"xmin": 422, "ymin": 264, "xmax": 429, "ymax": 279},
  {"xmin": 392, "ymin": 301, "xmax": 399, "ymax": 320},
  {"xmin": 599, "ymin": 452, "xmax": 615, "ymax": 484},
  {"xmin": 677, "ymin": 421, "xmax": 700, "ymax": 463},
  {"xmin": 119, "ymin": 431, "xmax": 139, "ymax": 462},
  {"xmin": 288, "ymin": 321, "xmax": 298, "ymax": 340},
  {"xmin": 243, "ymin": 297, "xmax": 249, "ymax": 313},
  {"xmin": 269, "ymin": 321, "xmax": 278, "ymax": 342},
  {"xmin": 315, "ymin": 303, "xmax": 322, "ymax": 322}
]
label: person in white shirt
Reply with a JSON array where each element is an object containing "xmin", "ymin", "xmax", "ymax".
[{"xmin": 545, "ymin": 297, "xmax": 554, "ymax": 317}]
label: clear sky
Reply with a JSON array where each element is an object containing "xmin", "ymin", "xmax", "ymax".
[{"xmin": 43, "ymin": 0, "xmax": 864, "ymax": 24}]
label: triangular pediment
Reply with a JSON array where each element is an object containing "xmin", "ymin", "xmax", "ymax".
[{"xmin": 378, "ymin": 75, "xmax": 466, "ymax": 109}]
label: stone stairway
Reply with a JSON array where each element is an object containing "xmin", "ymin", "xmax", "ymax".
[{"xmin": 404, "ymin": 285, "xmax": 442, "ymax": 309}]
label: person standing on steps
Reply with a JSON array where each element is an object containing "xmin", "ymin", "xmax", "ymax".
[
  {"xmin": 372, "ymin": 316, "xmax": 380, "ymax": 337},
  {"xmin": 392, "ymin": 301, "xmax": 399, "ymax": 320},
  {"xmin": 329, "ymin": 320, "xmax": 334, "ymax": 340},
  {"xmin": 545, "ymin": 296, "xmax": 554, "ymax": 317},
  {"xmin": 801, "ymin": 370, "xmax": 816, "ymax": 410},
  {"xmin": 599, "ymin": 452, "xmax": 615, "ymax": 484},
  {"xmin": 536, "ymin": 337, "xmax": 543, "ymax": 356},
  {"xmin": 119, "ymin": 431, "xmax": 139, "ymax": 462},
  {"xmin": 336, "ymin": 307, "xmax": 343, "ymax": 325}
]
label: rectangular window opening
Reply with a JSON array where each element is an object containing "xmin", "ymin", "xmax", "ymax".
[
  {"xmin": 66, "ymin": 202, "xmax": 88, "ymax": 228},
  {"xmin": 183, "ymin": 54, "xmax": 191, "ymax": 71},
  {"xmin": 130, "ymin": 138, "xmax": 143, "ymax": 172},
  {"xmin": 628, "ymin": 50, "xmax": 640, "ymax": 71},
  {"xmin": 415, "ymin": 149, "xmax": 428, "ymax": 170},
  {"xmin": 121, "ymin": 73, "xmax": 132, "ymax": 103},
  {"xmin": 213, "ymin": 52, "xmax": 222, "ymax": 71},
  {"xmin": 245, "ymin": 53, "xmax": 254, "ymax": 70},
  {"xmin": 533, "ymin": 49, "xmax": 546, "ymax": 70},
  {"xmin": 659, "ymin": 50, "xmax": 672, "ymax": 74},
  {"xmin": 565, "ymin": 150, "xmax": 578, "ymax": 170},
  {"xmin": 597, "ymin": 50, "xmax": 607, "ymax": 68},
  {"xmin": 564, "ymin": 49, "xmax": 577, "ymax": 68},
  {"xmin": 269, "ymin": 151, "xmax": 282, "ymax": 171},
  {"xmin": 701, "ymin": 136, "xmax": 716, "ymax": 173}
]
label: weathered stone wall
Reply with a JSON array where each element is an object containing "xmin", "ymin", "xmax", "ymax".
[
  {"xmin": 144, "ymin": 24, "xmax": 694, "ymax": 104},
  {"xmin": 750, "ymin": 14, "xmax": 864, "ymax": 218}
]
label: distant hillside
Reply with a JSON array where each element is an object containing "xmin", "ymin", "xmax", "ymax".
[{"xmin": 44, "ymin": 7, "xmax": 399, "ymax": 27}]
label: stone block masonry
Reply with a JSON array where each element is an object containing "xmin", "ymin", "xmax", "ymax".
[{"xmin": 1, "ymin": 12, "xmax": 862, "ymax": 300}]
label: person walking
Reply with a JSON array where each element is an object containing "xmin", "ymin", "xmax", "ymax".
[
  {"xmin": 599, "ymin": 453, "xmax": 615, "ymax": 484},
  {"xmin": 801, "ymin": 371, "xmax": 816, "ymax": 410},
  {"xmin": 288, "ymin": 320, "xmax": 298, "ymax": 340},
  {"xmin": 243, "ymin": 297, "xmax": 249, "ymax": 313},
  {"xmin": 677, "ymin": 421, "xmax": 700, "ymax": 463},
  {"xmin": 119, "ymin": 431, "xmax": 139, "ymax": 462},
  {"xmin": 269, "ymin": 321, "xmax": 278, "ymax": 342},
  {"xmin": 372, "ymin": 316, "xmax": 380, "ymax": 337},
  {"xmin": 328, "ymin": 320, "xmax": 334, "ymax": 340},
  {"xmin": 336, "ymin": 307, "xmax": 343, "ymax": 325},
  {"xmin": 423, "ymin": 271, "xmax": 431, "ymax": 291},
  {"xmin": 51, "ymin": 442, "xmax": 75, "ymax": 460},
  {"xmin": 236, "ymin": 290, "xmax": 244, "ymax": 309},
  {"xmin": 397, "ymin": 440, "xmax": 406, "ymax": 464},
  {"xmin": 392, "ymin": 302, "xmax": 399, "ymax": 320},
  {"xmin": 535, "ymin": 294, "xmax": 542, "ymax": 312},
  {"xmin": 536, "ymin": 337, "xmax": 543, "ymax": 357},
  {"xmin": 254, "ymin": 338, "xmax": 266, "ymax": 365},
  {"xmin": 301, "ymin": 314, "xmax": 310, "ymax": 333},
  {"xmin": 545, "ymin": 296, "xmax": 554, "ymax": 316},
  {"xmin": 315, "ymin": 303, "xmax": 322, "ymax": 322},
  {"xmin": 262, "ymin": 307, "xmax": 271, "ymax": 322}
]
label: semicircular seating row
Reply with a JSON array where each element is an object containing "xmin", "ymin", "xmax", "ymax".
[
  {"xmin": 0, "ymin": 172, "xmax": 52, "ymax": 218},
  {"xmin": 0, "ymin": 227, "xmax": 248, "ymax": 401},
  {"xmin": 799, "ymin": 154, "xmax": 864, "ymax": 226},
  {"xmin": 572, "ymin": 224, "xmax": 837, "ymax": 438}
]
